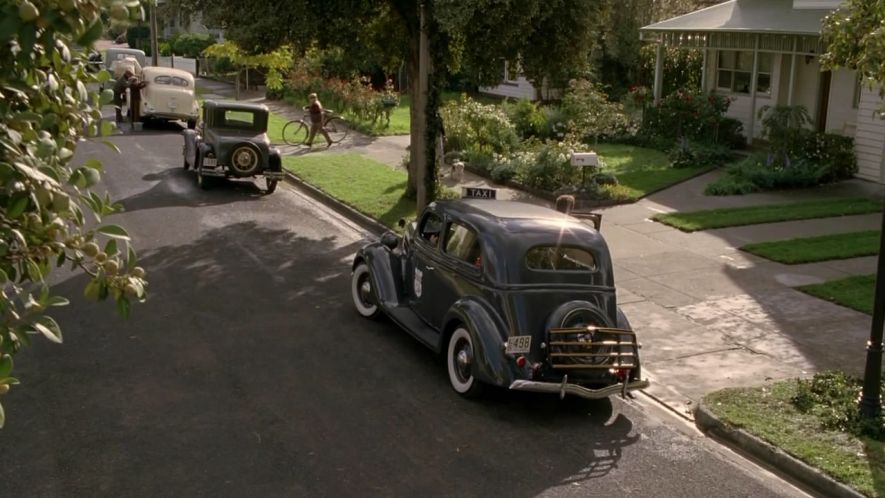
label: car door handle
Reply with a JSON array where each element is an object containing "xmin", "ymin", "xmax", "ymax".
[{"xmin": 425, "ymin": 266, "xmax": 435, "ymax": 271}]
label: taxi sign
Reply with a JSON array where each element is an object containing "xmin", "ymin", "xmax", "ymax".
[{"xmin": 462, "ymin": 187, "xmax": 497, "ymax": 199}]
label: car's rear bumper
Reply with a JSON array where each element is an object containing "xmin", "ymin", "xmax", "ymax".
[{"xmin": 509, "ymin": 376, "xmax": 649, "ymax": 399}]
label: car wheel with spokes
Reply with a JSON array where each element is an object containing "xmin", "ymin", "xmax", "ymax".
[
  {"xmin": 351, "ymin": 263, "xmax": 380, "ymax": 319},
  {"xmin": 447, "ymin": 326, "xmax": 484, "ymax": 398},
  {"xmin": 229, "ymin": 143, "xmax": 261, "ymax": 177}
]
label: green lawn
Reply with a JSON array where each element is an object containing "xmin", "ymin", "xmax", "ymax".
[
  {"xmin": 741, "ymin": 231, "xmax": 881, "ymax": 264},
  {"xmin": 595, "ymin": 143, "xmax": 710, "ymax": 200},
  {"xmin": 282, "ymin": 153, "xmax": 416, "ymax": 228},
  {"xmin": 798, "ymin": 274, "xmax": 876, "ymax": 315},
  {"xmin": 267, "ymin": 112, "xmax": 290, "ymax": 145},
  {"xmin": 654, "ymin": 197, "xmax": 882, "ymax": 232},
  {"xmin": 705, "ymin": 382, "xmax": 885, "ymax": 497}
]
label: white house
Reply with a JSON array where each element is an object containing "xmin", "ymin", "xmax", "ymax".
[
  {"xmin": 479, "ymin": 61, "xmax": 560, "ymax": 101},
  {"xmin": 641, "ymin": 0, "xmax": 885, "ymax": 183}
]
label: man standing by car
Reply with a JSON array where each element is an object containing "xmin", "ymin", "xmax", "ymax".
[{"xmin": 113, "ymin": 69, "xmax": 134, "ymax": 122}]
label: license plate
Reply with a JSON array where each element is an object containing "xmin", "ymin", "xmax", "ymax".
[
  {"xmin": 506, "ymin": 335, "xmax": 531, "ymax": 354},
  {"xmin": 203, "ymin": 158, "xmax": 217, "ymax": 167}
]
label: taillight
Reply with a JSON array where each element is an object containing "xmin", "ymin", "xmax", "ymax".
[
  {"xmin": 611, "ymin": 368, "xmax": 628, "ymax": 382},
  {"xmin": 515, "ymin": 356, "xmax": 527, "ymax": 368}
]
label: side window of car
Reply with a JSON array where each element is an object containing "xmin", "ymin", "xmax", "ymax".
[
  {"xmin": 525, "ymin": 246, "xmax": 596, "ymax": 272},
  {"xmin": 418, "ymin": 212, "xmax": 443, "ymax": 247},
  {"xmin": 154, "ymin": 75, "xmax": 172, "ymax": 85},
  {"xmin": 443, "ymin": 222, "xmax": 481, "ymax": 267}
]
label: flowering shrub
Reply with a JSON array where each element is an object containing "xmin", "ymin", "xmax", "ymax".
[
  {"xmin": 516, "ymin": 141, "xmax": 579, "ymax": 191},
  {"xmin": 504, "ymin": 98, "xmax": 548, "ymax": 139},
  {"xmin": 441, "ymin": 95, "xmax": 520, "ymax": 154},
  {"xmin": 279, "ymin": 62, "xmax": 385, "ymax": 123},
  {"xmin": 643, "ymin": 89, "xmax": 733, "ymax": 144},
  {"xmin": 560, "ymin": 79, "xmax": 631, "ymax": 141}
]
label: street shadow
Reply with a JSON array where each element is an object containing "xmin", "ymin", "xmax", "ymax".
[
  {"xmin": 0, "ymin": 219, "xmax": 644, "ymax": 497},
  {"xmin": 117, "ymin": 167, "xmax": 269, "ymax": 214}
]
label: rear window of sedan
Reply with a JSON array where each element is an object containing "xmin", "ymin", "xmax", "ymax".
[
  {"xmin": 525, "ymin": 246, "xmax": 596, "ymax": 272},
  {"xmin": 153, "ymin": 75, "xmax": 190, "ymax": 87}
]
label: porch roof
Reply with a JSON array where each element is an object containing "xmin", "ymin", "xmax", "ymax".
[{"xmin": 640, "ymin": 0, "xmax": 833, "ymax": 36}]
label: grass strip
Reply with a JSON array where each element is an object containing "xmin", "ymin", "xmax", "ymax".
[
  {"xmin": 595, "ymin": 143, "xmax": 711, "ymax": 201},
  {"xmin": 798, "ymin": 274, "xmax": 875, "ymax": 315},
  {"xmin": 741, "ymin": 231, "xmax": 881, "ymax": 264},
  {"xmin": 653, "ymin": 197, "xmax": 881, "ymax": 232},
  {"xmin": 282, "ymin": 153, "xmax": 415, "ymax": 228},
  {"xmin": 705, "ymin": 383, "xmax": 885, "ymax": 497}
]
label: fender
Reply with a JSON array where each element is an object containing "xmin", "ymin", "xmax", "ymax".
[
  {"xmin": 353, "ymin": 244, "xmax": 404, "ymax": 310},
  {"xmin": 442, "ymin": 297, "xmax": 518, "ymax": 388},
  {"xmin": 268, "ymin": 150, "xmax": 283, "ymax": 172}
]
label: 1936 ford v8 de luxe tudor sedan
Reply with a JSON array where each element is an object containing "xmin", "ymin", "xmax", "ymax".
[
  {"xmin": 182, "ymin": 100, "xmax": 285, "ymax": 194},
  {"xmin": 351, "ymin": 199, "xmax": 649, "ymax": 400}
]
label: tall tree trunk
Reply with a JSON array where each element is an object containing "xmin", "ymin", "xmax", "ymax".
[{"xmin": 405, "ymin": 23, "xmax": 420, "ymax": 200}]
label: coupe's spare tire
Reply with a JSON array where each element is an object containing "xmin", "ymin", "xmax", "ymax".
[{"xmin": 229, "ymin": 142, "xmax": 261, "ymax": 177}]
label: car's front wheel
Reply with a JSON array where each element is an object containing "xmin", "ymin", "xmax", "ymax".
[
  {"xmin": 351, "ymin": 263, "xmax": 380, "ymax": 319},
  {"xmin": 447, "ymin": 326, "xmax": 484, "ymax": 398}
]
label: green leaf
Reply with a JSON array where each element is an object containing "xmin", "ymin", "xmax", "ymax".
[
  {"xmin": 35, "ymin": 316, "xmax": 62, "ymax": 343},
  {"xmin": 25, "ymin": 258, "xmax": 43, "ymax": 282},
  {"xmin": 46, "ymin": 296, "xmax": 69, "ymax": 307},
  {"xmin": 83, "ymin": 279, "xmax": 100, "ymax": 300},
  {"xmin": 127, "ymin": 246, "xmax": 137, "ymax": 271},
  {"xmin": 56, "ymin": 251, "xmax": 66, "ymax": 268},
  {"xmin": 97, "ymin": 224, "xmax": 130, "ymax": 240},
  {"xmin": 0, "ymin": 354, "xmax": 12, "ymax": 378},
  {"xmin": 83, "ymin": 158, "xmax": 103, "ymax": 171},
  {"xmin": 97, "ymin": 69, "xmax": 112, "ymax": 84},
  {"xmin": 105, "ymin": 239, "xmax": 118, "ymax": 258},
  {"xmin": 0, "ymin": 269, "xmax": 7, "ymax": 284},
  {"xmin": 77, "ymin": 18, "xmax": 103, "ymax": 46},
  {"xmin": 6, "ymin": 193, "xmax": 28, "ymax": 219},
  {"xmin": 101, "ymin": 140, "xmax": 120, "ymax": 154},
  {"xmin": 100, "ymin": 120, "xmax": 114, "ymax": 137},
  {"xmin": 117, "ymin": 296, "xmax": 131, "ymax": 319},
  {"xmin": 0, "ymin": 400, "xmax": 5, "ymax": 429}
]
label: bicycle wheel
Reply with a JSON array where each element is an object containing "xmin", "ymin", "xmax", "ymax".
[
  {"xmin": 325, "ymin": 116, "xmax": 348, "ymax": 144},
  {"xmin": 282, "ymin": 120, "xmax": 309, "ymax": 146}
]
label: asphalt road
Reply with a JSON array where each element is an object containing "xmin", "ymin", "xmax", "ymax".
[{"xmin": 0, "ymin": 121, "xmax": 808, "ymax": 498}]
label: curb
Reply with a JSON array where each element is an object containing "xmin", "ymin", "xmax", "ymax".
[
  {"xmin": 282, "ymin": 171, "xmax": 389, "ymax": 237},
  {"xmin": 695, "ymin": 401, "xmax": 864, "ymax": 498}
]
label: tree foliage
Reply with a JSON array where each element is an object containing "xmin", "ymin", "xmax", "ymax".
[
  {"xmin": 203, "ymin": 41, "xmax": 293, "ymax": 91},
  {"xmin": 0, "ymin": 0, "xmax": 148, "ymax": 427},
  {"xmin": 822, "ymin": 0, "xmax": 885, "ymax": 113}
]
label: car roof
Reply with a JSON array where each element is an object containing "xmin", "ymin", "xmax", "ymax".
[
  {"xmin": 436, "ymin": 199, "xmax": 594, "ymax": 233},
  {"xmin": 203, "ymin": 100, "xmax": 269, "ymax": 113},
  {"xmin": 142, "ymin": 66, "xmax": 194, "ymax": 81}
]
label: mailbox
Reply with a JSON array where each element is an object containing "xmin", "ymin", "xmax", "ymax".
[{"xmin": 571, "ymin": 152, "xmax": 599, "ymax": 168}]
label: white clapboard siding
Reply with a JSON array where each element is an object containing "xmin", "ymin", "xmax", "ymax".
[
  {"xmin": 480, "ymin": 76, "xmax": 537, "ymax": 100},
  {"xmin": 854, "ymin": 84, "xmax": 885, "ymax": 183},
  {"xmin": 725, "ymin": 93, "xmax": 774, "ymax": 140}
]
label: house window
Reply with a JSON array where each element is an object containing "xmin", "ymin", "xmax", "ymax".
[
  {"xmin": 501, "ymin": 60, "xmax": 520, "ymax": 84},
  {"xmin": 716, "ymin": 51, "xmax": 772, "ymax": 95}
]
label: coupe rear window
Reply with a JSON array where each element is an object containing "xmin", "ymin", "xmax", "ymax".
[
  {"xmin": 222, "ymin": 110, "xmax": 256, "ymax": 128},
  {"xmin": 525, "ymin": 246, "xmax": 596, "ymax": 272}
]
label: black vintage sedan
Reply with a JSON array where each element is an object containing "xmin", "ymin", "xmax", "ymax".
[{"xmin": 351, "ymin": 198, "xmax": 649, "ymax": 400}]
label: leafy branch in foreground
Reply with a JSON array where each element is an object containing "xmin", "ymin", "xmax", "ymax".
[{"xmin": 0, "ymin": 0, "xmax": 149, "ymax": 427}]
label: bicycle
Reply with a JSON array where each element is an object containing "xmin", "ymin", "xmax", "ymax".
[{"xmin": 282, "ymin": 109, "xmax": 349, "ymax": 146}]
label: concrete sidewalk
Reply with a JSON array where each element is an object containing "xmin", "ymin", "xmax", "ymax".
[{"xmin": 195, "ymin": 78, "xmax": 884, "ymax": 419}]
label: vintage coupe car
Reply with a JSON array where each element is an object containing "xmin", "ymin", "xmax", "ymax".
[
  {"xmin": 134, "ymin": 66, "xmax": 199, "ymax": 128},
  {"xmin": 351, "ymin": 198, "xmax": 649, "ymax": 400},
  {"xmin": 182, "ymin": 100, "xmax": 284, "ymax": 193},
  {"xmin": 104, "ymin": 47, "xmax": 146, "ymax": 76}
]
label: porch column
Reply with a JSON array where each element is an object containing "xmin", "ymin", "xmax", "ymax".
[
  {"xmin": 653, "ymin": 42, "xmax": 664, "ymax": 104},
  {"xmin": 788, "ymin": 37, "xmax": 798, "ymax": 105},
  {"xmin": 700, "ymin": 36, "xmax": 709, "ymax": 91},
  {"xmin": 747, "ymin": 34, "xmax": 760, "ymax": 144}
]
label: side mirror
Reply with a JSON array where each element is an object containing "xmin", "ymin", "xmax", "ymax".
[
  {"xmin": 397, "ymin": 218, "xmax": 406, "ymax": 228},
  {"xmin": 380, "ymin": 231, "xmax": 400, "ymax": 249}
]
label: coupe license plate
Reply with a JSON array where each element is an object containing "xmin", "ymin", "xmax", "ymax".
[
  {"xmin": 203, "ymin": 158, "xmax": 217, "ymax": 167},
  {"xmin": 506, "ymin": 335, "xmax": 531, "ymax": 354}
]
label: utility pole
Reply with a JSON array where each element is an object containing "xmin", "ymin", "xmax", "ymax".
[
  {"xmin": 149, "ymin": 0, "xmax": 159, "ymax": 66},
  {"xmin": 859, "ymin": 199, "xmax": 885, "ymax": 418},
  {"xmin": 414, "ymin": 1, "xmax": 430, "ymax": 212}
]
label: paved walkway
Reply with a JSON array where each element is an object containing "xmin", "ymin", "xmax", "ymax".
[{"xmin": 196, "ymin": 78, "xmax": 885, "ymax": 419}]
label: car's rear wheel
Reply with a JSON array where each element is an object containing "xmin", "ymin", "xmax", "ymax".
[
  {"xmin": 197, "ymin": 167, "xmax": 208, "ymax": 190},
  {"xmin": 351, "ymin": 263, "xmax": 380, "ymax": 319},
  {"xmin": 265, "ymin": 178, "xmax": 278, "ymax": 194},
  {"xmin": 447, "ymin": 327, "xmax": 484, "ymax": 398},
  {"xmin": 229, "ymin": 143, "xmax": 261, "ymax": 177}
]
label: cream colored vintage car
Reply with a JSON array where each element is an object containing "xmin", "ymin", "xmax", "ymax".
[{"xmin": 132, "ymin": 66, "xmax": 199, "ymax": 129}]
